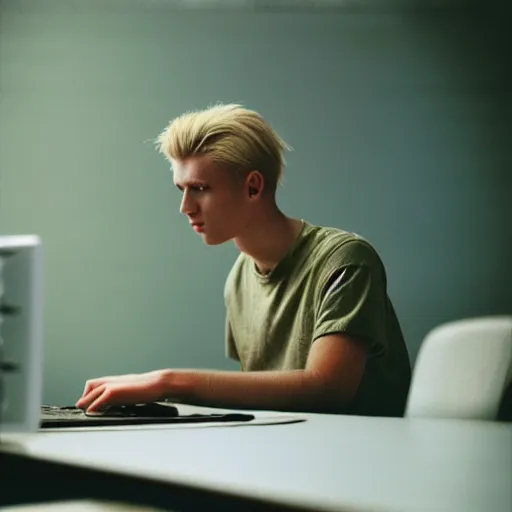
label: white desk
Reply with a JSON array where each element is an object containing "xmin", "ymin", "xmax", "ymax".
[{"xmin": 3, "ymin": 405, "xmax": 512, "ymax": 512}]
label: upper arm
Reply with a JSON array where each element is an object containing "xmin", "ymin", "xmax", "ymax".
[
  {"xmin": 313, "ymin": 241, "xmax": 388, "ymax": 357},
  {"xmin": 305, "ymin": 240, "xmax": 388, "ymax": 407},
  {"xmin": 305, "ymin": 333, "xmax": 367, "ymax": 407}
]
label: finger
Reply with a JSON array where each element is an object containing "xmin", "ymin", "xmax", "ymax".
[
  {"xmin": 81, "ymin": 374, "xmax": 129, "ymax": 398},
  {"xmin": 82, "ymin": 378, "xmax": 106, "ymax": 398},
  {"xmin": 82, "ymin": 374, "xmax": 141, "ymax": 396},
  {"xmin": 87, "ymin": 382, "xmax": 152, "ymax": 413},
  {"xmin": 76, "ymin": 384, "xmax": 105, "ymax": 409},
  {"xmin": 86, "ymin": 389, "xmax": 112, "ymax": 413},
  {"xmin": 87, "ymin": 386, "xmax": 127, "ymax": 413}
]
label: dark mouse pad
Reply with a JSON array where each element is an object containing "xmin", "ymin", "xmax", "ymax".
[{"xmin": 40, "ymin": 403, "xmax": 254, "ymax": 428}]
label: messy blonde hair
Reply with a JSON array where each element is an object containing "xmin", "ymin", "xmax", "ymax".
[{"xmin": 156, "ymin": 103, "xmax": 291, "ymax": 193}]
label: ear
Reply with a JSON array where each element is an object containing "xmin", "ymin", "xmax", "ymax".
[{"xmin": 246, "ymin": 170, "xmax": 264, "ymax": 199}]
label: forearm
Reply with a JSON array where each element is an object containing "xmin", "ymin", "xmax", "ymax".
[{"xmin": 159, "ymin": 368, "xmax": 344, "ymax": 413}]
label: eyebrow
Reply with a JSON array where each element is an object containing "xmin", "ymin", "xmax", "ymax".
[{"xmin": 174, "ymin": 180, "xmax": 209, "ymax": 190}]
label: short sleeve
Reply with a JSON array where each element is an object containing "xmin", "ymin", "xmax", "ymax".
[
  {"xmin": 225, "ymin": 315, "xmax": 239, "ymax": 361},
  {"xmin": 313, "ymin": 243, "xmax": 388, "ymax": 353}
]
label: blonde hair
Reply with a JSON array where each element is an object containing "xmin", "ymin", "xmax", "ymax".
[{"xmin": 156, "ymin": 103, "xmax": 292, "ymax": 192}]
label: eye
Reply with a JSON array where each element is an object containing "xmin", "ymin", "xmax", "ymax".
[{"xmin": 174, "ymin": 184, "xmax": 208, "ymax": 193}]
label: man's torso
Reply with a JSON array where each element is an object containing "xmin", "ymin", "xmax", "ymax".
[{"xmin": 224, "ymin": 221, "xmax": 411, "ymax": 416}]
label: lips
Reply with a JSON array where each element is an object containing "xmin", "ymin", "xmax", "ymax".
[{"xmin": 191, "ymin": 223, "xmax": 205, "ymax": 233}]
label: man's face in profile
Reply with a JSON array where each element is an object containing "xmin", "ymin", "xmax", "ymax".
[{"xmin": 172, "ymin": 154, "xmax": 254, "ymax": 246}]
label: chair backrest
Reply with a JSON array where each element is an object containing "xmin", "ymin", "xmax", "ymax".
[{"xmin": 405, "ymin": 315, "xmax": 512, "ymax": 420}]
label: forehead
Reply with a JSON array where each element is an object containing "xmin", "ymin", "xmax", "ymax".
[{"xmin": 172, "ymin": 155, "xmax": 227, "ymax": 186}]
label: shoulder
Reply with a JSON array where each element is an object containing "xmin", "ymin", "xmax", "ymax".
[
  {"xmin": 306, "ymin": 223, "xmax": 381, "ymax": 268},
  {"xmin": 303, "ymin": 224, "xmax": 386, "ymax": 285}
]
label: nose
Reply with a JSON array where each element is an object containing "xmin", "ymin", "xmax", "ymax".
[{"xmin": 179, "ymin": 190, "xmax": 198, "ymax": 216}]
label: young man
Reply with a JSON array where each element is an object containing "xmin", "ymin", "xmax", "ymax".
[{"xmin": 76, "ymin": 104, "xmax": 411, "ymax": 417}]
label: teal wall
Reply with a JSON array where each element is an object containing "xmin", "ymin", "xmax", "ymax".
[{"xmin": 1, "ymin": 0, "xmax": 510, "ymax": 405}]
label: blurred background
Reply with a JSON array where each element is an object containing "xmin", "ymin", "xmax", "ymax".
[{"xmin": 0, "ymin": 0, "xmax": 510, "ymax": 405}]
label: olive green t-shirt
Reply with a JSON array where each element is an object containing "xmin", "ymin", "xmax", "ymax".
[{"xmin": 224, "ymin": 220, "xmax": 411, "ymax": 417}]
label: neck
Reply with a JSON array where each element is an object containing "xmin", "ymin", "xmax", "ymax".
[{"xmin": 233, "ymin": 206, "xmax": 303, "ymax": 274}]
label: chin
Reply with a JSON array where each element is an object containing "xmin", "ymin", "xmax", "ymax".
[{"xmin": 202, "ymin": 232, "xmax": 232, "ymax": 246}]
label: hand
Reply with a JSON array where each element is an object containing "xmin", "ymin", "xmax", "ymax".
[{"xmin": 75, "ymin": 370, "xmax": 170, "ymax": 413}]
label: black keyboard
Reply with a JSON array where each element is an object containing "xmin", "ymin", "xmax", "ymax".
[{"xmin": 40, "ymin": 404, "xmax": 254, "ymax": 428}]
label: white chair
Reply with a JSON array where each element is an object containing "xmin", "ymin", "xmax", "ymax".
[{"xmin": 405, "ymin": 315, "xmax": 512, "ymax": 420}]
